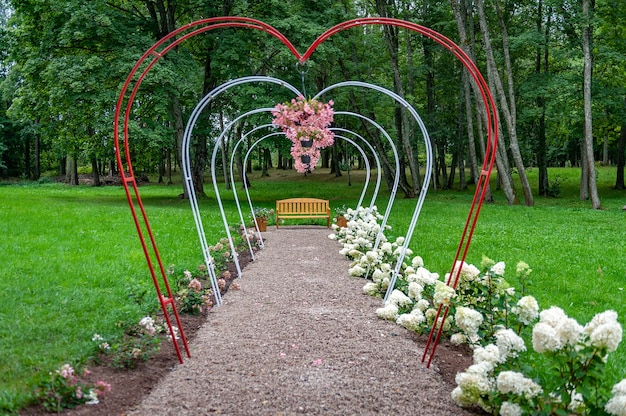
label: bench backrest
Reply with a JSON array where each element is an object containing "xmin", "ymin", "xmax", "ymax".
[{"xmin": 276, "ymin": 198, "xmax": 329, "ymax": 214}]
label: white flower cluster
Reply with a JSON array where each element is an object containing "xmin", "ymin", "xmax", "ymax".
[
  {"xmin": 584, "ymin": 310, "xmax": 623, "ymax": 352},
  {"xmin": 606, "ymin": 379, "xmax": 626, "ymax": 416},
  {"xmin": 334, "ymin": 213, "xmax": 539, "ymax": 346},
  {"xmin": 330, "ymin": 211, "xmax": 625, "ymax": 415},
  {"xmin": 494, "ymin": 328, "xmax": 526, "ymax": 359},
  {"xmin": 532, "ymin": 307, "xmax": 623, "ymax": 354},
  {"xmin": 376, "ymin": 289, "xmax": 413, "ymax": 322},
  {"xmin": 433, "ymin": 280, "xmax": 456, "ymax": 307},
  {"xmin": 139, "ymin": 316, "xmax": 157, "ymax": 336},
  {"xmin": 513, "ymin": 295, "xmax": 540, "ymax": 325},
  {"xmin": 454, "ymin": 303, "xmax": 625, "ymax": 415},
  {"xmin": 451, "ymin": 361, "xmax": 495, "ymax": 412},
  {"xmin": 376, "ymin": 304, "xmax": 398, "ymax": 321},
  {"xmin": 532, "ymin": 307, "xmax": 580, "ymax": 352},
  {"xmin": 453, "ymin": 328, "xmax": 529, "ymax": 412},
  {"xmin": 499, "ymin": 401, "xmax": 523, "ymax": 416},
  {"xmin": 331, "ymin": 206, "xmax": 384, "ymax": 263},
  {"xmin": 496, "ymin": 371, "xmax": 543, "ymax": 398},
  {"xmin": 449, "ymin": 260, "xmax": 481, "ymax": 289},
  {"xmin": 455, "ymin": 306, "xmax": 483, "ymax": 340}
]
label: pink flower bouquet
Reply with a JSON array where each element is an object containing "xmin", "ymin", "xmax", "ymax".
[{"xmin": 272, "ymin": 96, "xmax": 334, "ymax": 173}]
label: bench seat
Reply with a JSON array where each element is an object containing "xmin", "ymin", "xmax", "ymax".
[{"xmin": 275, "ymin": 198, "xmax": 331, "ymax": 229}]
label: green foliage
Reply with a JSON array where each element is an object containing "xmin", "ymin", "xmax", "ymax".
[
  {"xmin": 169, "ymin": 266, "xmax": 215, "ymax": 315},
  {"xmin": 103, "ymin": 319, "xmax": 162, "ymax": 369},
  {"xmin": 36, "ymin": 363, "xmax": 110, "ymax": 413}
]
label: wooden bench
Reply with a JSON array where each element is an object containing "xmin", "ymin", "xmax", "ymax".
[{"xmin": 275, "ymin": 198, "xmax": 331, "ymax": 229}]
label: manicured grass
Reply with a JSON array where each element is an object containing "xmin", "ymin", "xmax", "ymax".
[
  {"xmin": 0, "ymin": 183, "xmax": 237, "ymax": 411},
  {"xmin": 1, "ymin": 165, "xmax": 625, "ymax": 411}
]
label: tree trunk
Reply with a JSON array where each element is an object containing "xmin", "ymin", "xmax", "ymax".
[
  {"xmin": 477, "ymin": 0, "xmax": 532, "ymax": 205},
  {"xmin": 220, "ymin": 111, "xmax": 231, "ymax": 190},
  {"xmin": 580, "ymin": 139, "xmax": 590, "ymax": 200},
  {"xmin": 615, "ymin": 119, "xmax": 626, "ymax": 190},
  {"xmin": 91, "ymin": 157, "xmax": 101, "ymax": 186},
  {"xmin": 158, "ymin": 150, "xmax": 165, "ymax": 184},
  {"xmin": 462, "ymin": 71, "xmax": 479, "ymax": 186},
  {"xmin": 451, "ymin": 0, "xmax": 494, "ymax": 201},
  {"xmin": 582, "ymin": 0, "xmax": 601, "ymax": 208},
  {"xmin": 261, "ymin": 148, "xmax": 270, "ymax": 177},
  {"xmin": 24, "ymin": 137, "xmax": 30, "ymax": 179},
  {"xmin": 33, "ymin": 135, "xmax": 40, "ymax": 180},
  {"xmin": 221, "ymin": 137, "xmax": 230, "ymax": 187},
  {"xmin": 66, "ymin": 156, "xmax": 78, "ymax": 185},
  {"xmin": 377, "ymin": 0, "xmax": 418, "ymax": 198},
  {"xmin": 536, "ymin": 0, "xmax": 550, "ymax": 197},
  {"xmin": 449, "ymin": 83, "xmax": 464, "ymax": 190},
  {"xmin": 234, "ymin": 123, "xmax": 249, "ymax": 188},
  {"xmin": 321, "ymin": 147, "xmax": 330, "ymax": 169},
  {"xmin": 166, "ymin": 147, "xmax": 172, "ymax": 184},
  {"xmin": 170, "ymin": 94, "xmax": 192, "ymax": 197},
  {"xmin": 475, "ymin": 8, "xmax": 517, "ymax": 203}
]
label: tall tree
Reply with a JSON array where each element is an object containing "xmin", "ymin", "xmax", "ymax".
[
  {"xmin": 535, "ymin": 0, "xmax": 551, "ymax": 197},
  {"xmin": 581, "ymin": 0, "xmax": 601, "ymax": 208},
  {"xmin": 450, "ymin": 0, "xmax": 495, "ymax": 201},
  {"xmin": 374, "ymin": 0, "xmax": 420, "ymax": 198},
  {"xmin": 476, "ymin": 0, "xmax": 532, "ymax": 206}
]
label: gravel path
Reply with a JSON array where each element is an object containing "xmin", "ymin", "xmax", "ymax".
[{"xmin": 128, "ymin": 227, "xmax": 474, "ymax": 415}]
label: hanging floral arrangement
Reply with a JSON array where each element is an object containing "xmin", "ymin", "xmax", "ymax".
[{"xmin": 272, "ymin": 96, "xmax": 334, "ymax": 173}]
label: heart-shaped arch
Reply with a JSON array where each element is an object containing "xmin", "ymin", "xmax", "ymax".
[{"xmin": 114, "ymin": 17, "xmax": 499, "ymax": 365}]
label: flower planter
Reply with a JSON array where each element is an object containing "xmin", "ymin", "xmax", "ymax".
[
  {"xmin": 300, "ymin": 155, "xmax": 311, "ymax": 164},
  {"xmin": 336, "ymin": 215, "xmax": 348, "ymax": 228},
  {"xmin": 300, "ymin": 139, "xmax": 313, "ymax": 148},
  {"xmin": 256, "ymin": 217, "xmax": 267, "ymax": 232}
]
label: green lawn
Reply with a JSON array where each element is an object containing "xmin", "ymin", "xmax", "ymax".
[{"xmin": 1, "ymin": 166, "xmax": 625, "ymax": 412}]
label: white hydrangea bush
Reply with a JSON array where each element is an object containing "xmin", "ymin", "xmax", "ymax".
[
  {"xmin": 453, "ymin": 307, "xmax": 625, "ymax": 415},
  {"xmin": 330, "ymin": 206, "xmax": 625, "ymax": 415},
  {"xmin": 330, "ymin": 206, "xmax": 386, "ymax": 265},
  {"xmin": 333, "ymin": 209, "xmax": 541, "ymax": 342}
]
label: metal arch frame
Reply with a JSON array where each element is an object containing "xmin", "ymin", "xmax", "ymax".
[
  {"xmin": 113, "ymin": 17, "xmax": 498, "ymax": 366},
  {"xmin": 231, "ymin": 125, "xmax": 378, "ymax": 255},
  {"xmin": 316, "ymin": 86, "xmax": 403, "ymax": 250},
  {"xmin": 211, "ymin": 107, "xmax": 277, "ymax": 276},
  {"xmin": 211, "ymin": 109, "xmax": 375, "ymax": 275},
  {"xmin": 332, "ymin": 111, "xmax": 400, "ymax": 249},
  {"xmin": 181, "ymin": 77, "xmax": 302, "ymax": 289},
  {"xmin": 241, "ymin": 132, "xmax": 374, "ymax": 234},
  {"xmin": 183, "ymin": 80, "xmax": 400, "ymax": 282},
  {"xmin": 202, "ymin": 102, "xmax": 403, "ymax": 276},
  {"xmin": 229, "ymin": 118, "xmax": 386, "ymax": 261},
  {"xmin": 229, "ymin": 126, "xmax": 278, "ymax": 252},
  {"xmin": 211, "ymin": 111, "xmax": 379, "ymax": 264},
  {"xmin": 331, "ymin": 114, "xmax": 391, "ymax": 212},
  {"xmin": 316, "ymin": 82, "xmax": 434, "ymax": 304},
  {"xmin": 329, "ymin": 127, "xmax": 380, "ymax": 210}
]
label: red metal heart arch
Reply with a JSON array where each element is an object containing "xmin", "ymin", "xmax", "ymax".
[{"xmin": 113, "ymin": 17, "xmax": 499, "ymax": 365}]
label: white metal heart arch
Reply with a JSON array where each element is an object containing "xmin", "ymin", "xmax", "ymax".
[
  {"xmin": 180, "ymin": 76, "xmax": 433, "ymax": 308},
  {"xmin": 233, "ymin": 127, "xmax": 379, "ymax": 254}
]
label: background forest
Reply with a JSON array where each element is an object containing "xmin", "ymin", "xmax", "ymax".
[{"xmin": 1, "ymin": 0, "xmax": 626, "ymax": 209}]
